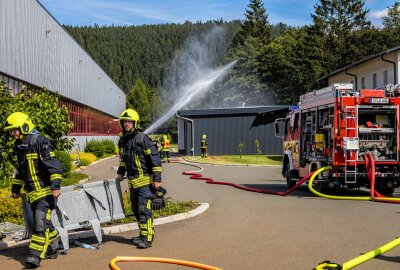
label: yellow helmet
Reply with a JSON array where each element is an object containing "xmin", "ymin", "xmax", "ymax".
[
  {"xmin": 4, "ymin": 112, "xmax": 35, "ymax": 135},
  {"xmin": 202, "ymin": 134, "xmax": 206, "ymax": 139},
  {"xmin": 163, "ymin": 135, "xmax": 167, "ymax": 140},
  {"xmin": 119, "ymin": 108, "xmax": 139, "ymax": 128}
]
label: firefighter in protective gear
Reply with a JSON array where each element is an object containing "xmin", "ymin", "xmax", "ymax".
[
  {"xmin": 161, "ymin": 134, "xmax": 171, "ymax": 162},
  {"xmin": 116, "ymin": 108, "xmax": 163, "ymax": 249},
  {"xmin": 200, "ymin": 134, "xmax": 208, "ymax": 158},
  {"xmin": 4, "ymin": 112, "xmax": 62, "ymax": 268}
]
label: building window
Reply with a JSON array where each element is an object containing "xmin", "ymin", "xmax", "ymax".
[
  {"xmin": 383, "ymin": 70, "xmax": 388, "ymax": 85},
  {"xmin": 361, "ymin": 77, "xmax": 366, "ymax": 89},
  {"xmin": 373, "ymin": 73, "xmax": 377, "ymax": 88}
]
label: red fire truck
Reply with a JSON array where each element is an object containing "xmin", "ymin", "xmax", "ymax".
[{"xmin": 275, "ymin": 83, "xmax": 400, "ymax": 194}]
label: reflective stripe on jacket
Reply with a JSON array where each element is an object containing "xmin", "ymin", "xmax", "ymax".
[
  {"xmin": 11, "ymin": 131, "xmax": 63, "ymax": 202},
  {"xmin": 117, "ymin": 131, "xmax": 162, "ymax": 188}
]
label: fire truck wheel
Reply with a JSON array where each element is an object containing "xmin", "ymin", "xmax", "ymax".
[
  {"xmin": 286, "ymin": 168, "xmax": 296, "ymax": 189},
  {"xmin": 376, "ymin": 186, "xmax": 395, "ymax": 196}
]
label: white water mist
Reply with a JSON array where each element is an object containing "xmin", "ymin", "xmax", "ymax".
[
  {"xmin": 145, "ymin": 61, "xmax": 235, "ymax": 134},
  {"xmin": 144, "ymin": 26, "xmax": 234, "ymax": 134}
]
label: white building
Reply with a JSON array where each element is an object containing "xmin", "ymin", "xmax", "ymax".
[{"xmin": 318, "ymin": 46, "xmax": 400, "ymax": 89}]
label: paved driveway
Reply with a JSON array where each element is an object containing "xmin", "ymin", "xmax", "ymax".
[{"xmin": 1, "ymin": 158, "xmax": 399, "ymax": 269}]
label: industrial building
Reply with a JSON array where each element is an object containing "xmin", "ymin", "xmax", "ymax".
[
  {"xmin": 0, "ymin": 0, "xmax": 126, "ymax": 149},
  {"xmin": 177, "ymin": 106, "xmax": 288, "ymax": 156}
]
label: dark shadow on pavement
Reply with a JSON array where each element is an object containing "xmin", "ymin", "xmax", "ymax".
[
  {"xmin": 375, "ymin": 254, "xmax": 400, "ymax": 263},
  {"xmin": 0, "ymin": 245, "xmax": 28, "ymax": 269}
]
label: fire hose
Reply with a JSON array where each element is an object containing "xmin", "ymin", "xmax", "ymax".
[
  {"xmin": 179, "ymin": 160, "xmax": 400, "ymax": 269},
  {"xmin": 181, "ymin": 162, "xmax": 317, "ymax": 196},
  {"xmin": 109, "ymin": 256, "xmax": 222, "ymax": 270}
]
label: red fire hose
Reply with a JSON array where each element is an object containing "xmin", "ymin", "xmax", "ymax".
[
  {"xmin": 182, "ymin": 164, "xmax": 316, "ymax": 196},
  {"xmin": 365, "ymin": 152, "xmax": 400, "ymax": 204}
]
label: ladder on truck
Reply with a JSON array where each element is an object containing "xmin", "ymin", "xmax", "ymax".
[{"xmin": 342, "ymin": 105, "xmax": 359, "ymax": 184}]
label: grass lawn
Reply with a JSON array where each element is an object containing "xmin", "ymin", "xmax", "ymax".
[{"xmin": 185, "ymin": 155, "xmax": 282, "ymax": 166}]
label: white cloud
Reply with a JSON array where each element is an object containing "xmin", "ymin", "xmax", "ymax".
[{"xmin": 369, "ymin": 9, "xmax": 388, "ymax": 20}]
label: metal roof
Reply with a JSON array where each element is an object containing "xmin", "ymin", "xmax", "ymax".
[
  {"xmin": 177, "ymin": 106, "xmax": 289, "ymax": 117},
  {"xmin": 317, "ymin": 45, "xmax": 400, "ymax": 82}
]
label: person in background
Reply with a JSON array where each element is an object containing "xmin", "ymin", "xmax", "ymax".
[
  {"xmin": 161, "ymin": 134, "xmax": 171, "ymax": 163},
  {"xmin": 200, "ymin": 134, "xmax": 208, "ymax": 158},
  {"xmin": 4, "ymin": 112, "xmax": 62, "ymax": 268}
]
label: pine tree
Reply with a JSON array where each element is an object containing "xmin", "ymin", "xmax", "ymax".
[
  {"xmin": 311, "ymin": 0, "xmax": 371, "ymax": 69},
  {"xmin": 234, "ymin": 0, "xmax": 272, "ymax": 45},
  {"xmin": 382, "ymin": 2, "xmax": 400, "ymax": 30}
]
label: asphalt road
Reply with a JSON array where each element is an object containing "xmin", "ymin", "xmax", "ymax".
[{"xmin": 1, "ymin": 157, "xmax": 399, "ymax": 269}]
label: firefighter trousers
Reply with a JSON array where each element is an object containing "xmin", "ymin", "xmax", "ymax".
[
  {"xmin": 162, "ymin": 150, "xmax": 170, "ymax": 162},
  {"xmin": 130, "ymin": 186, "xmax": 155, "ymax": 242},
  {"xmin": 28, "ymin": 196, "xmax": 59, "ymax": 259}
]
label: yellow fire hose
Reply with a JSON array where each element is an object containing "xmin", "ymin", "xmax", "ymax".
[
  {"xmin": 314, "ymin": 237, "xmax": 400, "ymax": 269},
  {"xmin": 109, "ymin": 256, "xmax": 222, "ymax": 270},
  {"xmin": 307, "ymin": 167, "xmax": 371, "ymax": 201},
  {"xmin": 309, "ymin": 167, "xmax": 400, "ymax": 269}
]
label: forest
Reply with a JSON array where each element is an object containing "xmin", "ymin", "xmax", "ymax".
[{"xmin": 65, "ymin": 0, "xmax": 400, "ymax": 129}]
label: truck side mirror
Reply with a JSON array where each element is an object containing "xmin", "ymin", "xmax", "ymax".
[{"xmin": 274, "ymin": 122, "xmax": 280, "ymax": 135}]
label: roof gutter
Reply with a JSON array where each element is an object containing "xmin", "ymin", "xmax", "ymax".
[
  {"xmin": 345, "ymin": 69, "xmax": 358, "ymax": 90},
  {"xmin": 381, "ymin": 54, "xmax": 397, "ymax": 84},
  {"xmin": 175, "ymin": 112, "xmax": 195, "ymax": 156}
]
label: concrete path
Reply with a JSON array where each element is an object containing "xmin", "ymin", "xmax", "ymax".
[{"xmin": 1, "ymin": 158, "xmax": 399, "ymax": 269}]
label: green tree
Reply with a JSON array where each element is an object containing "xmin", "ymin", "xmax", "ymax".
[
  {"xmin": 234, "ymin": 0, "xmax": 272, "ymax": 45},
  {"xmin": 126, "ymin": 79, "xmax": 151, "ymax": 129},
  {"xmin": 382, "ymin": 2, "xmax": 400, "ymax": 30},
  {"xmin": 0, "ymin": 83, "xmax": 73, "ymax": 186},
  {"xmin": 312, "ymin": 0, "xmax": 371, "ymax": 69}
]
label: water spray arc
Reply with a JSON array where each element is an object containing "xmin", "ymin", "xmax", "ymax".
[{"xmin": 144, "ymin": 61, "xmax": 236, "ymax": 134}]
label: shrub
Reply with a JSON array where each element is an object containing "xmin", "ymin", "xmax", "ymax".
[
  {"xmin": 85, "ymin": 140, "xmax": 105, "ymax": 158},
  {"xmin": 102, "ymin": 139, "xmax": 116, "ymax": 154},
  {"xmin": 56, "ymin": 151, "xmax": 72, "ymax": 178},
  {"xmin": 79, "ymin": 158, "xmax": 91, "ymax": 166},
  {"xmin": 70, "ymin": 152, "xmax": 96, "ymax": 166},
  {"xmin": 0, "ymin": 188, "xmax": 23, "ymax": 225}
]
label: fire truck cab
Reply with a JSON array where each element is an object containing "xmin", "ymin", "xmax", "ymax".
[{"xmin": 275, "ymin": 83, "xmax": 400, "ymax": 194}]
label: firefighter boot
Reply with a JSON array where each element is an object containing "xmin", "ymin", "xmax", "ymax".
[
  {"xmin": 44, "ymin": 249, "xmax": 59, "ymax": 259},
  {"xmin": 26, "ymin": 256, "xmax": 41, "ymax": 268},
  {"xmin": 130, "ymin": 235, "xmax": 143, "ymax": 246},
  {"xmin": 137, "ymin": 240, "xmax": 152, "ymax": 249}
]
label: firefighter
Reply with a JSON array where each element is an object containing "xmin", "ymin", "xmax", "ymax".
[
  {"xmin": 200, "ymin": 134, "xmax": 208, "ymax": 158},
  {"xmin": 161, "ymin": 134, "xmax": 171, "ymax": 163},
  {"xmin": 116, "ymin": 109, "xmax": 163, "ymax": 249},
  {"xmin": 4, "ymin": 112, "xmax": 62, "ymax": 268}
]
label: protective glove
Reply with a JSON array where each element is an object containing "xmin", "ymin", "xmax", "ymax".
[{"xmin": 151, "ymin": 186, "xmax": 167, "ymax": 210}]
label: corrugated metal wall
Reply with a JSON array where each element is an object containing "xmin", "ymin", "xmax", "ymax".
[
  {"xmin": 181, "ymin": 116, "xmax": 283, "ymax": 155},
  {"xmin": 0, "ymin": 0, "xmax": 125, "ymax": 117}
]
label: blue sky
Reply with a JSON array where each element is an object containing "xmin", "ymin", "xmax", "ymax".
[{"xmin": 38, "ymin": 0, "xmax": 396, "ymax": 27}]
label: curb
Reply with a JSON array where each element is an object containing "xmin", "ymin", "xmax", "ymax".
[
  {"xmin": 0, "ymin": 203, "xmax": 209, "ymax": 250},
  {"xmin": 74, "ymin": 155, "xmax": 117, "ymax": 172}
]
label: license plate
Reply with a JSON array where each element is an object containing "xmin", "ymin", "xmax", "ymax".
[{"xmin": 370, "ymin": 98, "xmax": 389, "ymax": 103}]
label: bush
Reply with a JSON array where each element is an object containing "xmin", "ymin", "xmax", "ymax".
[
  {"xmin": 102, "ymin": 139, "xmax": 116, "ymax": 154},
  {"xmin": 79, "ymin": 158, "xmax": 91, "ymax": 166},
  {"xmin": 85, "ymin": 140, "xmax": 105, "ymax": 158},
  {"xmin": 56, "ymin": 151, "xmax": 72, "ymax": 178},
  {"xmin": 0, "ymin": 188, "xmax": 23, "ymax": 225},
  {"xmin": 70, "ymin": 152, "xmax": 96, "ymax": 166}
]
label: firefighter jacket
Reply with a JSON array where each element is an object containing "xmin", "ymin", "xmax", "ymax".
[
  {"xmin": 11, "ymin": 130, "xmax": 62, "ymax": 203},
  {"xmin": 117, "ymin": 130, "xmax": 162, "ymax": 189},
  {"xmin": 161, "ymin": 139, "xmax": 170, "ymax": 152},
  {"xmin": 200, "ymin": 139, "xmax": 208, "ymax": 149}
]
